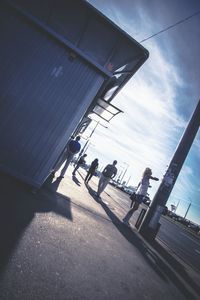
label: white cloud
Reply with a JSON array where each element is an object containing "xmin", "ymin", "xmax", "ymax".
[{"xmin": 85, "ymin": 39, "xmax": 190, "ymax": 200}]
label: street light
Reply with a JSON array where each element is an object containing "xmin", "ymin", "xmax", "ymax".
[
  {"xmin": 79, "ymin": 120, "xmax": 108, "ymax": 156},
  {"xmin": 174, "ymin": 198, "xmax": 181, "ymax": 213},
  {"xmin": 183, "ymin": 198, "xmax": 192, "ymax": 220},
  {"xmin": 126, "ymin": 175, "xmax": 131, "ymax": 186},
  {"xmin": 116, "ymin": 166, "xmax": 124, "ymax": 183},
  {"xmin": 120, "ymin": 162, "xmax": 129, "ymax": 184}
]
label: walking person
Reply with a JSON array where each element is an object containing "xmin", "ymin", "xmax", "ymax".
[
  {"xmin": 97, "ymin": 160, "xmax": 117, "ymax": 198},
  {"xmin": 122, "ymin": 167, "xmax": 159, "ymax": 226},
  {"xmin": 85, "ymin": 158, "xmax": 99, "ymax": 184},
  {"xmin": 72, "ymin": 154, "xmax": 87, "ymax": 176},
  {"xmin": 57, "ymin": 136, "xmax": 81, "ymax": 178}
]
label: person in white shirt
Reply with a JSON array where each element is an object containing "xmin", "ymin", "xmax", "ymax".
[
  {"xmin": 122, "ymin": 167, "xmax": 159, "ymax": 226},
  {"xmin": 97, "ymin": 160, "xmax": 117, "ymax": 198}
]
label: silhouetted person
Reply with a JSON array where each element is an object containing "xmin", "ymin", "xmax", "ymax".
[
  {"xmin": 122, "ymin": 167, "xmax": 159, "ymax": 226},
  {"xmin": 97, "ymin": 160, "xmax": 117, "ymax": 198},
  {"xmin": 85, "ymin": 158, "xmax": 99, "ymax": 184},
  {"xmin": 72, "ymin": 154, "xmax": 87, "ymax": 176},
  {"xmin": 56, "ymin": 136, "xmax": 81, "ymax": 178}
]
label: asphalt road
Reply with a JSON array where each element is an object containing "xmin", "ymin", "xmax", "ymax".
[
  {"xmin": 158, "ymin": 218, "xmax": 200, "ymax": 273},
  {"xmin": 102, "ymin": 182, "xmax": 200, "ymax": 273},
  {"xmin": 1, "ymin": 171, "xmax": 194, "ymax": 300}
]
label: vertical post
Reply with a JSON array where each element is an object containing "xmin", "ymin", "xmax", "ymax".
[
  {"xmin": 126, "ymin": 176, "xmax": 131, "ymax": 186},
  {"xmin": 174, "ymin": 200, "xmax": 180, "ymax": 213},
  {"xmin": 117, "ymin": 169, "xmax": 123, "ymax": 183},
  {"xmin": 184, "ymin": 202, "xmax": 191, "ymax": 220},
  {"xmin": 83, "ymin": 141, "xmax": 91, "ymax": 155},
  {"xmin": 78, "ymin": 121, "xmax": 100, "ymax": 158},
  {"xmin": 139, "ymin": 99, "xmax": 200, "ymax": 240},
  {"xmin": 120, "ymin": 164, "xmax": 129, "ymax": 184}
]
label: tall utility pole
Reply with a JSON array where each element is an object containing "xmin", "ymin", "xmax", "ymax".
[
  {"xmin": 139, "ymin": 99, "xmax": 200, "ymax": 240},
  {"xmin": 184, "ymin": 202, "xmax": 192, "ymax": 219},
  {"xmin": 116, "ymin": 167, "xmax": 124, "ymax": 183},
  {"xmin": 175, "ymin": 199, "xmax": 180, "ymax": 213},
  {"xmin": 120, "ymin": 163, "xmax": 129, "ymax": 184}
]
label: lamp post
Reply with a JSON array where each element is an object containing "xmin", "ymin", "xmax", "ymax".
[
  {"xmin": 120, "ymin": 162, "xmax": 129, "ymax": 184},
  {"xmin": 175, "ymin": 199, "xmax": 180, "ymax": 213},
  {"xmin": 184, "ymin": 200, "xmax": 192, "ymax": 220},
  {"xmin": 126, "ymin": 176, "xmax": 131, "ymax": 186},
  {"xmin": 117, "ymin": 168, "xmax": 123, "ymax": 183},
  {"xmin": 79, "ymin": 120, "xmax": 108, "ymax": 157}
]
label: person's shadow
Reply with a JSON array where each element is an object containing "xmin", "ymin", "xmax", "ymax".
[
  {"xmin": 86, "ymin": 185, "xmax": 200, "ymax": 299},
  {"xmin": 43, "ymin": 173, "xmax": 64, "ymax": 190},
  {"xmin": 0, "ymin": 172, "xmax": 72, "ymax": 276},
  {"xmin": 85, "ymin": 183, "xmax": 99, "ymax": 200},
  {"xmin": 44, "ymin": 173, "xmax": 82, "ymax": 188},
  {"xmin": 72, "ymin": 175, "xmax": 81, "ymax": 186}
]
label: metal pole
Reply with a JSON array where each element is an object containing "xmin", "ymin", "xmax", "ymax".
[
  {"xmin": 116, "ymin": 168, "xmax": 124, "ymax": 183},
  {"xmin": 83, "ymin": 142, "xmax": 91, "ymax": 154},
  {"xmin": 139, "ymin": 99, "xmax": 200, "ymax": 240},
  {"xmin": 78, "ymin": 121, "xmax": 100, "ymax": 158},
  {"xmin": 120, "ymin": 165, "xmax": 129, "ymax": 184},
  {"xmin": 126, "ymin": 176, "xmax": 131, "ymax": 186},
  {"xmin": 184, "ymin": 202, "xmax": 191, "ymax": 220},
  {"xmin": 78, "ymin": 139, "xmax": 89, "ymax": 158},
  {"xmin": 174, "ymin": 199, "xmax": 180, "ymax": 213}
]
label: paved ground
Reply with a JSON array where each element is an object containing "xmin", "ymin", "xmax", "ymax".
[{"xmin": 0, "ymin": 167, "xmax": 199, "ymax": 300}]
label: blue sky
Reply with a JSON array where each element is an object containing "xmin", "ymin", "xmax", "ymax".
[{"xmin": 84, "ymin": 0, "xmax": 200, "ymax": 225}]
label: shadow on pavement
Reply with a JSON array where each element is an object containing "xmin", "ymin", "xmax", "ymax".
[
  {"xmin": 85, "ymin": 182, "xmax": 98, "ymax": 199},
  {"xmin": 0, "ymin": 172, "xmax": 72, "ymax": 276},
  {"xmin": 72, "ymin": 175, "xmax": 81, "ymax": 186},
  {"xmin": 86, "ymin": 185, "xmax": 199, "ymax": 300},
  {"xmin": 44, "ymin": 173, "xmax": 82, "ymax": 189},
  {"xmin": 44, "ymin": 175, "xmax": 63, "ymax": 192}
]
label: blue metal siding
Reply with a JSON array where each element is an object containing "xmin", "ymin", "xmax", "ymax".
[
  {"xmin": 6, "ymin": 0, "xmax": 149, "ymax": 73},
  {"xmin": 49, "ymin": 0, "xmax": 90, "ymax": 45},
  {"xmin": 0, "ymin": 6, "xmax": 104, "ymax": 186},
  {"xmin": 11, "ymin": 0, "xmax": 51, "ymax": 22},
  {"xmin": 0, "ymin": 1, "xmax": 149, "ymax": 187}
]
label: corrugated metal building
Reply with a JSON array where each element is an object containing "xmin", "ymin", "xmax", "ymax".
[{"xmin": 0, "ymin": 0, "xmax": 149, "ymax": 187}]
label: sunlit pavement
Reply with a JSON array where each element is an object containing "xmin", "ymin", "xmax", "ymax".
[{"xmin": 0, "ymin": 167, "xmax": 199, "ymax": 300}]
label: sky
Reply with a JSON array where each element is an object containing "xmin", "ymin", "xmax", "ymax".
[{"xmin": 83, "ymin": 0, "xmax": 200, "ymax": 225}]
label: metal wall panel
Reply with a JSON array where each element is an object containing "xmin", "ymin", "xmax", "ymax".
[
  {"xmin": 10, "ymin": 0, "xmax": 51, "ymax": 22},
  {"xmin": 7, "ymin": 0, "xmax": 149, "ymax": 73},
  {"xmin": 0, "ymin": 6, "xmax": 104, "ymax": 187},
  {"xmin": 0, "ymin": 0, "xmax": 149, "ymax": 187},
  {"xmin": 5, "ymin": 0, "xmax": 149, "ymax": 110}
]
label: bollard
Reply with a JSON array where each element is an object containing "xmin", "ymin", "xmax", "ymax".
[{"xmin": 135, "ymin": 208, "xmax": 147, "ymax": 229}]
